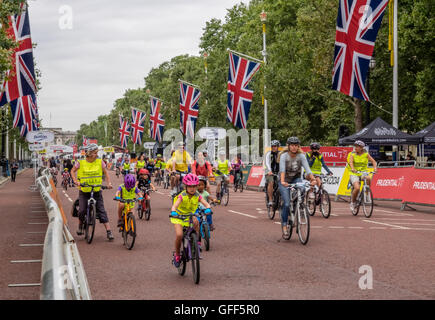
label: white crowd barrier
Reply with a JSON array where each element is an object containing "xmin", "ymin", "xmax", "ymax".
[{"xmin": 37, "ymin": 168, "xmax": 91, "ymax": 300}]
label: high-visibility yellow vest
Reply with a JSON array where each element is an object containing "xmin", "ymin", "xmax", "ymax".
[
  {"xmin": 136, "ymin": 160, "xmax": 145, "ymax": 169},
  {"xmin": 307, "ymin": 152, "xmax": 323, "ymax": 175},
  {"xmin": 120, "ymin": 184, "xmax": 136, "ymax": 200},
  {"xmin": 77, "ymin": 159, "xmax": 103, "ymax": 193},
  {"xmin": 173, "ymin": 191, "xmax": 200, "ymax": 215},
  {"xmin": 214, "ymin": 159, "xmax": 229, "ymax": 176},
  {"xmin": 348, "ymin": 151, "xmax": 368, "ymax": 176}
]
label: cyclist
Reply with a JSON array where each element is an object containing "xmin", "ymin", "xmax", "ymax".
[
  {"xmin": 71, "ymin": 143, "xmax": 114, "ymax": 241},
  {"xmin": 114, "ymin": 174, "xmax": 144, "ymax": 228},
  {"xmin": 154, "ymin": 154, "xmax": 163, "ymax": 181},
  {"xmin": 231, "ymin": 153, "xmax": 245, "ymax": 188},
  {"xmin": 306, "ymin": 142, "xmax": 333, "ymax": 201},
  {"xmin": 197, "ymin": 175, "xmax": 218, "ymax": 231},
  {"xmin": 135, "ymin": 154, "xmax": 146, "ymax": 179},
  {"xmin": 213, "ymin": 150, "xmax": 231, "ymax": 201},
  {"xmin": 61, "ymin": 168, "xmax": 70, "ymax": 186},
  {"xmin": 191, "ymin": 152, "xmax": 213, "ymax": 193},
  {"xmin": 121, "ymin": 155, "xmax": 131, "ymax": 176},
  {"xmin": 171, "ymin": 142, "xmax": 193, "ymax": 196},
  {"xmin": 137, "ymin": 168, "xmax": 156, "ymax": 194},
  {"xmin": 347, "ymin": 140, "xmax": 377, "ymax": 212},
  {"xmin": 264, "ymin": 140, "xmax": 281, "ymax": 207},
  {"xmin": 279, "ymin": 137, "xmax": 316, "ymax": 237},
  {"xmin": 170, "ymin": 173, "xmax": 211, "ymax": 268}
]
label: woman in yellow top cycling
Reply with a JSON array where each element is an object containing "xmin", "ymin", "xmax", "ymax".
[
  {"xmin": 348, "ymin": 140, "xmax": 377, "ymax": 212},
  {"xmin": 170, "ymin": 173, "xmax": 211, "ymax": 268}
]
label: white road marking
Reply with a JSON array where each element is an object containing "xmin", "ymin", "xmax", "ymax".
[
  {"xmin": 228, "ymin": 210, "xmax": 258, "ymax": 219},
  {"xmin": 328, "ymin": 226, "xmax": 345, "ymax": 229},
  {"xmin": 348, "ymin": 226, "xmax": 364, "ymax": 229},
  {"xmin": 389, "ymin": 222, "xmax": 435, "ymax": 226},
  {"xmin": 362, "ymin": 219, "xmax": 410, "ymax": 230},
  {"xmin": 369, "ymin": 227, "xmax": 387, "ymax": 229},
  {"xmin": 376, "ymin": 218, "xmax": 435, "ymax": 222}
]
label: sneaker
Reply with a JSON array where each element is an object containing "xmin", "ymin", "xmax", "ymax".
[
  {"xmin": 350, "ymin": 202, "xmax": 355, "ymax": 212},
  {"xmin": 106, "ymin": 230, "xmax": 114, "ymax": 241},
  {"xmin": 172, "ymin": 253, "xmax": 181, "ymax": 268},
  {"xmin": 268, "ymin": 201, "xmax": 274, "ymax": 207},
  {"xmin": 76, "ymin": 221, "xmax": 84, "ymax": 235}
]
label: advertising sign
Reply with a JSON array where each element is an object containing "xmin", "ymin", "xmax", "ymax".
[{"xmin": 26, "ymin": 131, "xmax": 54, "ymax": 143}]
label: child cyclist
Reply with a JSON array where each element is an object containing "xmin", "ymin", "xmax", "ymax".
[
  {"xmin": 170, "ymin": 173, "xmax": 212, "ymax": 268},
  {"xmin": 114, "ymin": 174, "xmax": 143, "ymax": 227},
  {"xmin": 197, "ymin": 175, "xmax": 218, "ymax": 231},
  {"xmin": 137, "ymin": 168, "xmax": 156, "ymax": 209}
]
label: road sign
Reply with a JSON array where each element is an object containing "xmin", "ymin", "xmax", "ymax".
[
  {"xmin": 144, "ymin": 142, "xmax": 155, "ymax": 149},
  {"xmin": 28, "ymin": 143, "xmax": 45, "ymax": 151},
  {"xmin": 26, "ymin": 131, "xmax": 54, "ymax": 143}
]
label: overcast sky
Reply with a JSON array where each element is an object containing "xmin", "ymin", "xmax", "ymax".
[{"xmin": 29, "ymin": 0, "xmax": 250, "ymax": 131}]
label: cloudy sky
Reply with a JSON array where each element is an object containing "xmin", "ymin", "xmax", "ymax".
[{"xmin": 28, "ymin": 0, "xmax": 250, "ymax": 131}]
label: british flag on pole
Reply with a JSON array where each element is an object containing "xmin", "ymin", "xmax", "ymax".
[
  {"xmin": 119, "ymin": 115, "xmax": 130, "ymax": 149},
  {"xmin": 9, "ymin": 94, "xmax": 38, "ymax": 137},
  {"xmin": 130, "ymin": 108, "xmax": 146, "ymax": 145},
  {"xmin": 0, "ymin": 2, "xmax": 37, "ymax": 107},
  {"xmin": 179, "ymin": 80, "xmax": 200, "ymax": 139},
  {"xmin": 227, "ymin": 51, "xmax": 261, "ymax": 129},
  {"xmin": 332, "ymin": 0, "xmax": 388, "ymax": 101},
  {"xmin": 149, "ymin": 97, "xmax": 165, "ymax": 142}
]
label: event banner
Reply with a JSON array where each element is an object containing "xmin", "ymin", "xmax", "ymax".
[
  {"xmin": 336, "ymin": 167, "xmax": 375, "ymax": 197},
  {"xmin": 401, "ymin": 168, "xmax": 435, "ymax": 206},
  {"xmin": 301, "ymin": 146, "xmax": 352, "ymax": 164},
  {"xmin": 371, "ymin": 167, "xmax": 414, "ymax": 200}
]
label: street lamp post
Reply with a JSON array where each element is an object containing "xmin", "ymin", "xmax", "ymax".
[
  {"xmin": 365, "ymin": 54, "xmax": 376, "ymax": 126},
  {"xmin": 260, "ymin": 10, "xmax": 269, "ymax": 147}
]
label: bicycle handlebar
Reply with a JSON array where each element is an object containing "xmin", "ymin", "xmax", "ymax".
[
  {"xmin": 113, "ymin": 198, "xmax": 138, "ymax": 203},
  {"xmin": 80, "ymin": 183, "xmax": 108, "ymax": 190},
  {"xmin": 169, "ymin": 212, "xmax": 200, "ymax": 220}
]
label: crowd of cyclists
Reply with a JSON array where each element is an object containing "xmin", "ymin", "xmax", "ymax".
[{"xmin": 47, "ymin": 137, "xmax": 377, "ymax": 273}]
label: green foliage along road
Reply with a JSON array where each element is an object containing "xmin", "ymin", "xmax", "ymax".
[{"xmin": 76, "ymin": 0, "xmax": 435, "ymax": 151}]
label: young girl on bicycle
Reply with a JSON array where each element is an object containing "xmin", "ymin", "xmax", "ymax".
[
  {"xmin": 114, "ymin": 174, "xmax": 143, "ymax": 228},
  {"xmin": 170, "ymin": 173, "xmax": 211, "ymax": 268},
  {"xmin": 197, "ymin": 175, "xmax": 218, "ymax": 231}
]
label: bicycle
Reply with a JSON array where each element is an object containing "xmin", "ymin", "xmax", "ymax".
[
  {"xmin": 306, "ymin": 174, "xmax": 331, "ymax": 219},
  {"xmin": 154, "ymin": 169, "xmax": 162, "ymax": 186},
  {"xmin": 163, "ymin": 171, "xmax": 170, "ymax": 189},
  {"xmin": 137, "ymin": 187, "xmax": 154, "ymax": 220},
  {"xmin": 198, "ymin": 205, "xmax": 215, "ymax": 252},
  {"xmin": 265, "ymin": 173, "xmax": 280, "ymax": 220},
  {"xmin": 50, "ymin": 168, "xmax": 58, "ymax": 187},
  {"xmin": 281, "ymin": 181, "xmax": 310, "ymax": 245},
  {"xmin": 169, "ymin": 212, "xmax": 201, "ymax": 284},
  {"xmin": 232, "ymin": 170, "xmax": 244, "ymax": 193},
  {"xmin": 114, "ymin": 197, "xmax": 138, "ymax": 250},
  {"xmin": 171, "ymin": 171, "xmax": 187, "ymax": 201},
  {"xmin": 79, "ymin": 183, "xmax": 108, "ymax": 244},
  {"xmin": 349, "ymin": 171, "xmax": 375, "ymax": 218},
  {"xmin": 115, "ymin": 166, "xmax": 121, "ymax": 178},
  {"xmin": 61, "ymin": 173, "xmax": 69, "ymax": 191},
  {"xmin": 216, "ymin": 171, "xmax": 229, "ymax": 206}
]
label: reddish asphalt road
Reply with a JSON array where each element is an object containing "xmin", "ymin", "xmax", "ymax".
[
  {"xmin": 3, "ymin": 169, "xmax": 434, "ymax": 299},
  {"xmin": 55, "ymin": 169, "xmax": 435, "ymax": 299}
]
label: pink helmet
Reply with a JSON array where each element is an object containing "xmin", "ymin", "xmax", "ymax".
[{"xmin": 183, "ymin": 173, "xmax": 199, "ymax": 186}]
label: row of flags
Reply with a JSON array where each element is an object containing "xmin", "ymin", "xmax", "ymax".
[{"xmin": 0, "ymin": 2, "xmax": 39, "ymax": 137}]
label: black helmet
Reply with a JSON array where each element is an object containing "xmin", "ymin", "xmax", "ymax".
[
  {"xmin": 271, "ymin": 140, "xmax": 280, "ymax": 147},
  {"xmin": 310, "ymin": 142, "xmax": 321, "ymax": 150},
  {"xmin": 286, "ymin": 136, "xmax": 300, "ymax": 145}
]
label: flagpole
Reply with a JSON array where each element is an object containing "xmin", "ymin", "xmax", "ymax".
[
  {"xmin": 227, "ymin": 49, "xmax": 263, "ymax": 64},
  {"xmin": 178, "ymin": 79, "xmax": 201, "ymax": 90},
  {"xmin": 260, "ymin": 11, "xmax": 269, "ymax": 147},
  {"xmin": 392, "ymin": 0, "xmax": 398, "ymax": 129}
]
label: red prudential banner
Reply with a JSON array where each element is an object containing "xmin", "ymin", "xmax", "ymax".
[
  {"xmin": 246, "ymin": 166, "xmax": 264, "ymax": 187},
  {"xmin": 371, "ymin": 167, "xmax": 414, "ymax": 200},
  {"xmin": 401, "ymin": 168, "xmax": 435, "ymax": 206},
  {"xmin": 301, "ymin": 146, "xmax": 352, "ymax": 164}
]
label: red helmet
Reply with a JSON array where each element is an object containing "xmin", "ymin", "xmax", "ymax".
[
  {"xmin": 139, "ymin": 169, "xmax": 149, "ymax": 175},
  {"xmin": 183, "ymin": 173, "xmax": 199, "ymax": 186}
]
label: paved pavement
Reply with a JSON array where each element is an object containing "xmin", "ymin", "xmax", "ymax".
[
  {"xmin": 0, "ymin": 168, "xmax": 45, "ymax": 299},
  {"xmin": 1, "ymin": 168, "xmax": 434, "ymax": 300},
  {"xmin": 54, "ymin": 170, "xmax": 434, "ymax": 300}
]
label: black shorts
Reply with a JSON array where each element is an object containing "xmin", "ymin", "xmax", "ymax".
[{"xmin": 78, "ymin": 190, "xmax": 109, "ymax": 224}]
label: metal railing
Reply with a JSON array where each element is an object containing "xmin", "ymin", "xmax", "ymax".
[
  {"xmin": 377, "ymin": 160, "xmax": 416, "ymax": 168},
  {"xmin": 37, "ymin": 168, "xmax": 91, "ymax": 300}
]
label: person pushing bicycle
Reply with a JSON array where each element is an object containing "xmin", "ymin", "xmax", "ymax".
[
  {"xmin": 170, "ymin": 173, "xmax": 211, "ymax": 268},
  {"xmin": 71, "ymin": 143, "xmax": 114, "ymax": 241},
  {"xmin": 347, "ymin": 140, "xmax": 377, "ymax": 213}
]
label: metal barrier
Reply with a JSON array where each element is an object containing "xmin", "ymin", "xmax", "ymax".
[
  {"xmin": 377, "ymin": 160, "xmax": 416, "ymax": 168},
  {"xmin": 415, "ymin": 161, "xmax": 435, "ymax": 168},
  {"xmin": 36, "ymin": 168, "xmax": 91, "ymax": 300}
]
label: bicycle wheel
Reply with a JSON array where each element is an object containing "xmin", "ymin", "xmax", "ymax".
[
  {"xmin": 240, "ymin": 181, "xmax": 243, "ymax": 192},
  {"xmin": 190, "ymin": 233, "xmax": 200, "ymax": 284},
  {"xmin": 222, "ymin": 188, "xmax": 229, "ymax": 206},
  {"xmin": 137, "ymin": 201, "xmax": 144, "ymax": 219},
  {"xmin": 297, "ymin": 203, "xmax": 310, "ymax": 245},
  {"xmin": 178, "ymin": 244, "xmax": 187, "ymax": 276},
  {"xmin": 353, "ymin": 192, "xmax": 362, "ymax": 216},
  {"xmin": 201, "ymin": 222, "xmax": 210, "ymax": 251},
  {"xmin": 124, "ymin": 213, "xmax": 136, "ymax": 250},
  {"xmin": 85, "ymin": 203, "xmax": 96, "ymax": 244},
  {"xmin": 362, "ymin": 187, "xmax": 374, "ymax": 218},
  {"xmin": 319, "ymin": 190, "xmax": 331, "ymax": 219},
  {"xmin": 306, "ymin": 189, "xmax": 316, "ymax": 216},
  {"xmin": 145, "ymin": 200, "xmax": 151, "ymax": 221}
]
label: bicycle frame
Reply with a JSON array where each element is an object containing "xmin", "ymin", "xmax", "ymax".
[{"xmin": 171, "ymin": 213, "xmax": 199, "ymax": 261}]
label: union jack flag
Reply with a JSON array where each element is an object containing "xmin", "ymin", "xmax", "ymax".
[
  {"xmin": 227, "ymin": 52, "xmax": 261, "ymax": 129},
  {"xmin": 9, "ymin": 94, "xmax": 38, "ymax": 137},
  {"xmin": 149, "ymin": 97, "xmax": 165, "ymax": 142},
  {"xmin": 119, "ymin": 115, "xmax": 130, "ymax": 149},
  {"xmin": 0, "ymin": 3, "xmax": 37, "ymax": 107},
  {"xmin": 332, "ymin": 0, "xmax": 388, "ymax": 101},
  {"xmin": 179, "ymin": 81, "xmax": 200, "ymax": 138},
  {"xmin": 130, "ymin": 108, "xmax": 146, "ymax": 145}
]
